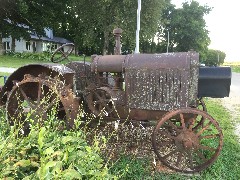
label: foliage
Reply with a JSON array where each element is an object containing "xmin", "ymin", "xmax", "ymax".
[
  {"xmin": 109, "ymin": 156, "xmax": 151, "ymax": 179},
  {"xmin": 0, "ymin": 0, "xmax": 72, "ymax": 54},
  {"xmin": 203, "ymin": 49, "xmax": 226, "ymax": 66},
  {"xmin": 54, "ymin": 0, "xmax": 166, "ymax": 55},
  {"xmin": 0, "ymin": 110, "xmax": 114, "ymax": 179},
  {"xmin": 158, "ymin": 0, "xmax": 211, "ymax": 58},
  {"xmin": 6, "ymin": 51, "xmax": 51, "ymax": 61},
  {"xmin": 230, "ymin": 66, "xmax": 240, "ymax": 73},
  {"xmin": 0, "ymin": 72, "xmax": 10, "ymax": 86}
]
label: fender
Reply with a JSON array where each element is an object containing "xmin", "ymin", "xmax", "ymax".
[{"xmin": 0, "ymin": 63, "xmax": 75, "ymax": 106}]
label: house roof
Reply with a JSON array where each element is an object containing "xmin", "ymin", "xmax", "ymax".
[{"xmin": 30, "ymin": 34, "xmax": 72, "ymax": 44}]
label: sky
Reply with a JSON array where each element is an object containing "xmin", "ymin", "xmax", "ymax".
[{"xmin": 171, "ymin": 0, "xmax": 240, "ymax": 62}]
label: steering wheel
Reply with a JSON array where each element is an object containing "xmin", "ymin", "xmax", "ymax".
[{"xmin": 51, "ymin": 43, "xmax": 74, "ymax": 63}]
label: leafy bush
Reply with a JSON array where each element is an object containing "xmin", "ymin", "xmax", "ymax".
[
  {"xmin": 203, "ymin": 49, "xmax": 226, "ymax": 66},
  {"xmin": 6, "ymin": 51, "xmax": 50, "ymax": 61},
  {"xmin": 0, "ymin": 110, "xmax": 114, "ymax": 179}
]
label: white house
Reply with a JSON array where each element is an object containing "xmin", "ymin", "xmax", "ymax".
[{"xmin": 2, "ymin": 28, "xmax": 72, "ymax": 53}]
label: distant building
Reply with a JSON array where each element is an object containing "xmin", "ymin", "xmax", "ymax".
[{"xmin": 2, "ymin": 28, "xmax": 72, "ymax": 53}]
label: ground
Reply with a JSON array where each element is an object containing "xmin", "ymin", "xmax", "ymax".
[
  {"xmin": 220, "ymin": 72, "xmax": 240, "ymax": 141},
  {"xmin": 221, "ymin": 98, "xmax": 240, "ymax": 142}
]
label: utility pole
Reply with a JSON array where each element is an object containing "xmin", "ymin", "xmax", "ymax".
[
  {"xmin": 135, "ymin": 0, "xmax": 141, "ymax": 53},
  {"xmin": 167, "ymin": 31, "xmax": 169, "ymax": 53}
]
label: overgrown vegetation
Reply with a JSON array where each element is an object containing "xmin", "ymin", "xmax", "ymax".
[
  {"xmin": 109, "ymin": 99, "xmax": 240, "ymax": 179},
  {"xmin": 0, "ymin": 94, "xmax": 239, "ymax": 179},
  {"xmin": 0, "ymin": 109, "xmax": 115, "ymax": 179}
]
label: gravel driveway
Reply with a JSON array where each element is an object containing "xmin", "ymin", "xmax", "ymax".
[
  {"xmin": 0, "ymin": 67, "xmax": 16, "ymax": 73},
  {"xmin": 221, "ymin": 72, "xmax": 240, "ymax": 141}
]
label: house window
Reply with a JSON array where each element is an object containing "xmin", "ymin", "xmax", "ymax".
[
  {"xmin": 3, "ymin": 42, "xmax": 10, "ymax": 50},
  {"xmin": 26, "ymin": 41, "xmax": 31, "ymax": 50},
  {"xmin": 32, "ymin": 41, "xmax": 36, "ymax": 52}
]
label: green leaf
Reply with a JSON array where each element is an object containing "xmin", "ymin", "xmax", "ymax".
[
  {"xmin": 44, "ymin": 147, "xmax": 54, "ymax": 155},
  {"xmin": 62, "ymin": 169, "xmax": 82, "ymax": 179},
  {"xmin": 13, "ymin": 159, "xmax": 31, "ymax": 167},
  {"xmin": 38, "ymin": 127, "xmax": 46, "ymax": 149}
]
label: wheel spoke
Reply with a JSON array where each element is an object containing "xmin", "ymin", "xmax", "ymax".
[
  {"xmin": 180, "ymin": 113, "xmax": 186, "ymax": 129},
  {"xmin": 198, "ymin": 145, "xmax": 216, "ymax": 152},
  {"xmin": 188, "ymin": 117, "xmax": 196, "ymax": 130},
  {"xmin": 167, "ymin": 120, "xmax": 180, "ymax": 133},
  {"xmin": 199, "ymin": 134, "xmax": 220, "ymax": 139},
  {"xmin": 19, "ymin": 87, "xmax": 34, "ymax": 108},
  {"xmin": 197, "ymin": 121, "xmax": 212, "ymax": 136},
  {"xmin": 196, "ymin": 150, "xmax": 207, "ymax": 162},
  {"xmin": 193, "ymin": 116, "xmax": 205, "ymax": 131},
  {"xmin": 95, "ymin": 92, "xmax": 103, "ymax": 100}
]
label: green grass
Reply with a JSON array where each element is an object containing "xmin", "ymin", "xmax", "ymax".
[
  {"xmin": 0, "ymin": 72, "xmax": 11, "ymax": 86},
  {"xmin": 110, "ymin": 99, "xmax": 240, "ymax": 179},
  {"xmin": 231, "ymin": 66, "xmax": 240, "ymax": 73},
  {"xmin": 0, "ymin": 55, "xmax": 91, "ymax": 68},
  {"xmin": 223, "ymin": 62, "xmax": 240, "ymax": 73}
]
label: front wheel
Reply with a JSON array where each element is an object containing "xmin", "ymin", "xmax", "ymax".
[{"xmin": 152, "ymin": 108, "xmax": 223, "ymax": 173}]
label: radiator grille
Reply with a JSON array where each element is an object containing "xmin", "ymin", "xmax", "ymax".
[{"xmin": 126, "ymin": 68, "xmax": 194, "ymax": 111}]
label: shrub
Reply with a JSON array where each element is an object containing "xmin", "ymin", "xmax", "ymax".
[
  {"xmin": 6, "ymin": 51, "xmax": 50, "ymax": 61},
  {"xmin": 203, "ymin": 49, "xmax": 226, "ymax": 66},
  {"xmin": 0, "ymin": 110, "xmax": 114, "ymax": 179}
]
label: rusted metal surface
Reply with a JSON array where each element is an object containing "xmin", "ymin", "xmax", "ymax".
[
  {"xmin": 65, "ymin": 61, "xmax": 95, "ymax": 95},
  {"xmin": 152, "ymin": 108, "xmax": 223, "ymax": 173},
  {"xmin": 125, "ymin": 52, "xmax": 199, "ymax": 111},
  {"xmin": 113, "ymin": 28, "xmax": 123, "ymax": 55},
  {"xmin": 6, "ymin": 74, "xmax": 79, "ymax": 134},
  {"xmin": 91, "ymin": 55, "xmax": 127, "ymax": 73},
  {"xmin": 0, "ymin": 64, "xmax": 75, "ymax": 105},
  {"xmin": 51, "ymin": 43, "xmax": 75, "ymax": 63}
]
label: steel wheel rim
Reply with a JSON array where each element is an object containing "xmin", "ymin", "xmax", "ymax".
[{"xmin": 152, "ymin": 108, "xmax": 223, "ymax": 173}]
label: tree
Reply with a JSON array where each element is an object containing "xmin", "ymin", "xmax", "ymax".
[
  {"xmin": 203, "ymin": 49, "xmax": 226, "ymax": 66},
  {"xmin": 0, "ymin": 0, "xmax": 71, "ymax": 54},
  {"xmin": 55, "ymin": 0, "xmax": 166, "ymax": 55},
  {"xmin": 159, "ymin": 0, "xmax": 211, "ymax": 58}
]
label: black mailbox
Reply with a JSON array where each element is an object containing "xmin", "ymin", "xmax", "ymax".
[{"xmin": 198, "ymin": 66, "xmax": 231, "ymax": 98}]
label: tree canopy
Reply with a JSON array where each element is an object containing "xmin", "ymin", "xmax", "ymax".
[
  {"xmin": 203, "ymin": 49, "xmax": 226, "ymax": 66},
  {"xmin": 1, "ymin": 0, "xmax": 225, "ymax": 60},
  {"xmin": 159, "ymin": 0, "xmax": 212, "ymax": 58}
]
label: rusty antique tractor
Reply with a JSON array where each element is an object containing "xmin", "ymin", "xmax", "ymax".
[{"xmin": 0, "ymin": 28, "xmax": 231, "ymax": 173}]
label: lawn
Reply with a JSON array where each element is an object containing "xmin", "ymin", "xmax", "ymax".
[
  {"xmin": 0, "ymin": 72, "xmax": 11, "ymax": 86},
  {"xmin": 0, "ymin": 54, "xmax": 90, "ymax": 68},
  {"xmin": 223, "ymin": 61, "xmax": 240, "ymax": 73},
  {"xmin": 109, "ymin": 99, "xmax": 240, "ymax": 179}
]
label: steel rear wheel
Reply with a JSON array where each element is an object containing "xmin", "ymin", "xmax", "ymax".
[
  {"xmin": 152, "ymin": 108, "xmax": 223, "ymax": 173},
  {"xmin": 6, "ymin": 74, "xmax": 79, "ymax": 134}
]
